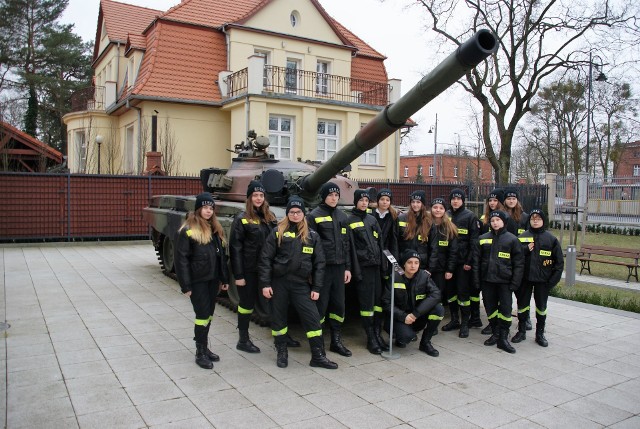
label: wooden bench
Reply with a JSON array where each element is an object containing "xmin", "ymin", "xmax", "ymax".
[{"xmin": 577, "ymin": 244, "xmax": 640, "ymax": 283}]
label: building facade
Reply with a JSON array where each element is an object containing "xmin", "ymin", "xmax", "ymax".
[
  {"xmin": 400, "ymin": 152, "xmax": 494, "ymax": 184},
  {"xmin": 63, "ymin": 0, "xmax": 403, "ymax": 178}
]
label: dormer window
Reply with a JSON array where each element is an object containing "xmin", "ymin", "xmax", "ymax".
[{"xmin": 290, "ymin": 11, "xmax": 300, "ymax": 27}]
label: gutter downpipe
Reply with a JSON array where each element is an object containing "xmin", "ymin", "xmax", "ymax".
[{"xmin": 127, "ymin": 99, "xmax": 143, "ymax": 174}]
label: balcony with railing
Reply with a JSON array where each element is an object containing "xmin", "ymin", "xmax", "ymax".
[
  {"xmin": 69, "ymin": 86, "xmax": 106, "ymax": 113},
  {"xmin": 224, "ymin": 65, "xmax": 390, "ymax": 106}
]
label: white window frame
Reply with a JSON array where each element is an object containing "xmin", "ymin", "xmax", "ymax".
[
  {"xmin": 317, "ymin": 120, "xmax": 339, "ymax": 162},
  {"xmin": 429, "ymin": 164, "xmax": 434, "ymax": 177},
  {"xmin": 269, "ymin": 115, "xmax": 294, "ymax": 160},
  {"xmin": 285, "ymin": 58, "xmax": 300, "ymax": 94},
  {"xmin": 633, "ymin": 164, "xmax": 640, "ymax": 176},
  {"xmin": 479, "ymin": 167, "xmax": 483, "ymax": 178},
  {"xmin": 361, "ymin": 145, "xmax": 379, "ymax": 165},
  {"xmin": 74, "ymin": 130, "xmax": 86, "ymax": 172},
  {"xmin": 124, "ymin": 124, "xmax": 135, "ymax": 174},
  {"xmin": 418, "ymin": 165, "xmax": 423, "ymax": 176},
  {"xmin": 254, "ymin": 49, "xmax": 272, "ymax": 89},
  {"xmin": 404, "ymin": 166, "xmax": 409, "ymax": 177},
  {"xmin": 316, "ymin": 60, "xmax": 330, "ymax": 95},
  {"xmin": 454, "ymin": 165, "xmax": 458, "ymax": 178}
]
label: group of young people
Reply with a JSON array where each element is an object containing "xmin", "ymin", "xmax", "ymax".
[{"xmin": 173, "ymin": 181, "xmax": 564, "ymax": 370}]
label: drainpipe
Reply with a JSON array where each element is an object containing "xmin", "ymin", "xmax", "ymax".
[
  {"xmin": 127, "ymin": 100, "xmax": 142, "ymax": 173},
  {"xmin": 115, "ymin": 42, "xmax": 121, "ymax": 91}
]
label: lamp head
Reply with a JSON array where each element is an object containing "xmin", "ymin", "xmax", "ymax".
[{"xmin": 96, "ymin": 135, "xmax": 104, "ymax": 145}]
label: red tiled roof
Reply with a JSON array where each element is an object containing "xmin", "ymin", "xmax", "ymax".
[
  {"xmin": 161, "ymin": 0, "xmax": 265, "ymax": 28},
  {"xmin": 0, "ymin": 121, "xmax": 63, "ymax": 165},
  {"xmin": 99, "ymin": 0, "xmax": 162, "ymax": 43},
  {"xmin": 126, "ymin": 34, "xmax": 147, "ymax": 52},
  {"xmin": 329, "ymin": 19, "xmax": 385, "ymax": 60},
  {"xmin": 351, "ymin": 56, "xmax": 388, "ymax": 85}
]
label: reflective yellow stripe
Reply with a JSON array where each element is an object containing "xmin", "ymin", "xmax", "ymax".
[
  {"xmin": 319, "ymin": 316, "xmax": 325, "ymax": 324},
  {"xmin": 194, "ymin": 318, "xmax": 209, "ymax": 326},
  {"xmin": 497, "ymin": 313, "xmax": 512, "ymax": 322},
  {"xmin": 518, "ymin": 306, "xmax": 530, "ymax": 313},
  {"xmin": 458, "ymin": 228, "xmax": 468, "ymax": 235},
  {"xmin": 329, "ymin": 313, "xmax": 344, "ymax": 323},
  {"xmin": 487, "ymin": 310, "xmax": 499, "ymax": 320},
  {"xmin": 366, "ymin": 208, "xmax": 373, "ymax": 213},
  {"xmin": 350, "ymin": 222, "xmax": 365, "ymax": 229},
  {"xmin": 429, "ymin": 314, "xmax": 444, "ymax": 321},
  {"xmin": 306, "ymin": 330, "xmax": 322, "ymax": 338},
  {"xmin": 518, "ymin": 228, "xmax": 526, "ymax": 234},
  {"xmin": 416, "ymin": 294, "xmax": 426, "ymax": 300},
  {"xmin": 498, "ymin": 252, "xmax": 510, "ymax": 259},
  {"xmin": 272, "ymin": 327, "xmax": 288, "ymax": 336},
  {"xmin": 241, "ymin": 218, "xmax": 259, "ymax": 224},
  {"xmin": 479, "ymin": 238, "xmax": 493, "ymax": 245},
  {"xmin": 237, "ymin": 306, "xmax": 253, "ymax": 315},
  {"xmin": 447, "ymin": 295, "xmax": 458, "ymax": 303},
  {"xmin": 439, "ymin": 240, "xmax": 448, "ymax": 246},
  {"xmin": 470, "ymin": 296, "xmax": 481, "ymax": 302},
  {"xmin": 519, "ymin": 237, "xmax": 534, "ymax": 243},
  {"xmin": 341, "ymin": 228, "xmax": 346, "ymax": 234},
  {"xmin": 302, "ymin": 247, "xmax": 313, "ymax": 254},
  {"xmin": 418, "ymin": 234, "xmax": 423, "ymax": 241},
  {"xmin": 315, "ymin": 216, "xmax": 333, "ymax": 223},
  {"xmin": 374, "ymin": 306, "xmax": 383, "ymax": 313},
  {"xmin": 283, "ymin": 232, "xmax": 296, "ymax": 238},
  {"xmin": 398, "ymin": 221, "xmax": 407, "ymax": 227},
  {"xmin": 360, "ymin": 311, "xmax": 374, "ymax": 317},
  {"xmin": 186, "ymin": 229, "xmax": 193, "ymax": 237},
  {"xmin": 393, "ymin": 283, "xmax": 406, "ymax": 289},
  {"xmin": 458, "ymin": 300, "xmax": 470, "ymax": 306},
  {"xmin": 536, "ymin": 307, "xmax": 548, "ymax": 316},
  {"xmin": 373, "ymin": 231, "xmax": 379, "ymax": 239},
  {"xmin": 540, "ymin": 250, "xmax": 551, "ymax": 257}
]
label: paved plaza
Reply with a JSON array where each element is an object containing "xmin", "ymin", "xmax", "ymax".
[{"xmin": 1, "ymin": 242, "xmax": 639, "ymax": 428}]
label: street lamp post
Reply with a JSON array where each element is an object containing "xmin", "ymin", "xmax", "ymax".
[
  {"xmin": 96, "ymin": 135, "xmax": 104, "ymax": 174},
  {"xmin": 585, "ymin": 53, "xmax": 607, "ymax": 176},
  {"xmin": 428, "ymin": 114, "xmax": 438, "ymax": 183}
]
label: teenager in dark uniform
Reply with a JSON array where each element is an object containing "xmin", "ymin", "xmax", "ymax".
[
  {"xmin": 427, "ymin": 198, "xmax": 459, "ymax": 330},
  {"xmin": 398, "ymin": 190, "xmax": 432, "ymax": 269},
  {"xmin": 503, "ymin": 187, "xmax": 532, "ymax": 330},
  {"xmin": 348, "ymin": 189, "xmax": 385, "ymax": 354},
  {"xmin": 175, "ymin": 193, "xmax": 229, "ymax": 369},
  {"xmin": 514, "ymin": 209, "xmax": 563, "ymax": 346},
  {"xmin": 447, "ymin": 189, "xmax": 482, "ymax": 333},
  {"xmin": 259, "ymin": 196, "xmax": 337, "ymax": 369},
  {"xmin": 475, "ymin": 210, "xmax": 524, "ymax": 354},
  {"xmin": 307, "ymin": 182, "xmax": 352, "ymax": 357},
  {"xmin": 229, "ymin": 181, "xmax": 276, "ymax": 354},
  {"xmin": 372, "ymin": 188, "xmax": 399, "ymax": 350},
  {"xmin": 382, "ymin": 249, "xmax": 444, "ymax": 356}
]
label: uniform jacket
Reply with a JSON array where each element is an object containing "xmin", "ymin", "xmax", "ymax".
[
  {"xmin": 480, "ymin": 213, "xmax": 518, "ymax": 235},
  {"xmin": 258, "ymin": 225, "xmax": 326, "ymax": 292},
  {"xmin": 381, "ymin": 269, "xmax": 441, "ymax": 321},
  {"xmin": 307, "ymin": 203, "xmax": 351, "ymax": 268},
  {"xmin": 397, "ymin": 212, "xmax": 430, "ymax": 268},
  {"xmin": 518, "ymin": 228, "xmax": 564, "ymax": 287},
  {"xmin": 427, "ymin": 222, "xmax": 459, "ymax": 274},
  {"xmin": 175, "ymin": 226, "xmax": 229, "ymax": 293},
  {"xmin": 447, "ymin": 206, "xmax": 480, "ymax": 267},
  {"xmin": 475, "ymin": 227, "xmax": 524, "ymax": 290},
  {"xmin": 347, "ymin": 208, "xmax": 382, "ymax": 282},
  {"xmin": 373, "ymin": 209, "xmax": 399, "ymax": 273},
  {"xmin": 229, "ymin": 211, "xmax": 276, "ymax": 279},
  {"xmin": 515, "ymin": 211, "xmax": 529, "ymax": 235}
]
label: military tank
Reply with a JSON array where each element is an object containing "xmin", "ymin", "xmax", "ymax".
[{"xmin": 143, "ymin": 30, "xmax": 498, "ymax": 323}]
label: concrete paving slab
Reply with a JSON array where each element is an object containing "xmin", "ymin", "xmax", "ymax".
[{"xmin": 2, "ymin": 242, "xmax": 639, "ymax": 428}]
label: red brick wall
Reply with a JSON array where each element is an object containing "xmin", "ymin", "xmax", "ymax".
[{"xmin": 399, "ymin": 154, "xmax": 494, "ymax": 184}]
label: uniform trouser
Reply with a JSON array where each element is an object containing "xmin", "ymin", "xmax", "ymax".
[
  {"xmin": 316, "ymin": 264, "xmax": 346, "ymax": 329},
  {"xmin": 481, "ymin": 281, "xmax": 513, "ymax": 328},
  {"xmin": 354, "ymin": 265, "xmax": 381, "ymax": 328},
  {"xmin": 432, "ymin": 271, "xmax": 447, "ymax": 305},
  {"xmin": 237, "ymin": 271, "xmax": 260, "ymax": 330},
  {"xmin": 385, "ymin": 303, "xmax": 445, "ymax": 343},
  {"xmin": 515, "ymin": 281, "xmax": 550, "ymax": 325},
  {"xmin": 190, "ymin": 279, "xmax": 219, "ymax": 344},
  {"xmin": 270, "ymin": 278, "xmax": 322, "ymax": 340}
]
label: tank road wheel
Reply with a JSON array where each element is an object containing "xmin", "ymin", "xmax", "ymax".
[{"xmin": 160, "ymin": 235, "xmax": 175, "ymax": 274}]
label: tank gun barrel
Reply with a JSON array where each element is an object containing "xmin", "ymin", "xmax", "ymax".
[{"xmin": 302, "ymin": 29, "xmax": 498, "ymax": 194}]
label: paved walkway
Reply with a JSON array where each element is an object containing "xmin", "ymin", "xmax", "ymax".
[{"xmin": 1, "ymin": 242, "xmax": 639, "ymax": 429}]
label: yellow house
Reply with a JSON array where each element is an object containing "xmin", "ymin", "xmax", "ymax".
[{"xmin": 64, "ymin": 0, "xmax": 404, "ymax": 178}]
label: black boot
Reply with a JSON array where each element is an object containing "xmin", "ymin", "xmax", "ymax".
[
  {"xmin": 285, "ymin": 333, "xmax": 301, "ymax": 347},
  {"xmin": 468, "ymin": 300, "xmax": 483, "ymax": 328},
  {"xmin": 195, "ymin": 344, "xmax": 214, "ymax": 369},
  {"xmin": 204, "ymin": 324, "xmax": 220, "ymax": 362},
  {"xmin": 237, "ymin": 329, "xmax": 260, "ymax": 353},
  {"xmin": 275, "ymin": 337, "xmax": 288, "ymax": 368},
  {"xmin": 418, "ymin": 324, "xmax": 439, "ymax": 357},
  {"xmin": 373, "ymin": 316, "xmax": 389, "ymax": 352},
  {"xmin": 309, "ymin": 337, "xmax": 338, "ymax": 369},
  {"xmin": 329, "ymin": 326, "xmax": 352, "ymax": 357},
  {"xmin": 458, "ymin": 305, "xmax": 470, "ymax": 338},
  {"xmin": 525, "ymin": 312, "xmax": 533, "ymax": 331},
  {"xmin": 365, "ymin": 326, "xmax": 382, "ymax": 354},
  {"xmin": 535, "ymin": 320, "xmax": 548, "ymax": 347},
  {"xmin": 441, "ymin": 302, "xmax": 461, "ymax": 331},
  {"xmin": 511, "ymin": 314, "xmax": 527, "ymax": 343},
  {"xmin": 481, "ymin": 324, "xmax": 493, "ymax": 335},
  {"xmin": 497, "ymin": 324, "xmax": 516, "ymax": 354},
  {"xmin": 483, "ymin": 319, "xmax": 499, "ymax": 346}
]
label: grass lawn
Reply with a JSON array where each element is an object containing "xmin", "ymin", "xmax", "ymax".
[
  {"xmin": 553, "ymin": 281, "xmax": 640, "ymax": 313},
  {"xmin": 551, "ymin": 229, "xmax": 640, "ymax": 282}
]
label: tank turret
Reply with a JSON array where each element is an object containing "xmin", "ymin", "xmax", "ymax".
[{"xmin": 143, "ymin": 30, "xmax": 498, "ymax": 323}]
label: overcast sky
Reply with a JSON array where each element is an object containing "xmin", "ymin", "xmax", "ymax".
[{"xmin": 61, "ymin": 0, "xmax": 476, "ymax": 155}]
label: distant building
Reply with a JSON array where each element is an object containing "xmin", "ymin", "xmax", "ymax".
[
  {"xmin": 613, "ymin": 140, "xmax": 640, "ymax": 179},
  {"xmin": 0, "ymin": 121, "xmax": 64, "ymax": 172},
  {"xmin": 400, "ymin": 152, "xmax": 494, "ymax": 184}
]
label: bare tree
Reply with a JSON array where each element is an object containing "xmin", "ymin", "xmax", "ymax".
[
  {"xmin": 412, "ymin": 0, "xmax": 638, "ymax": 183},
  {"xmin": 137, "ymin": 117, "xmax": 149, "ymax": 174},
  {"xmin": 159, "ymin": 118, "xmax": 181, "ymax": 176}
]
